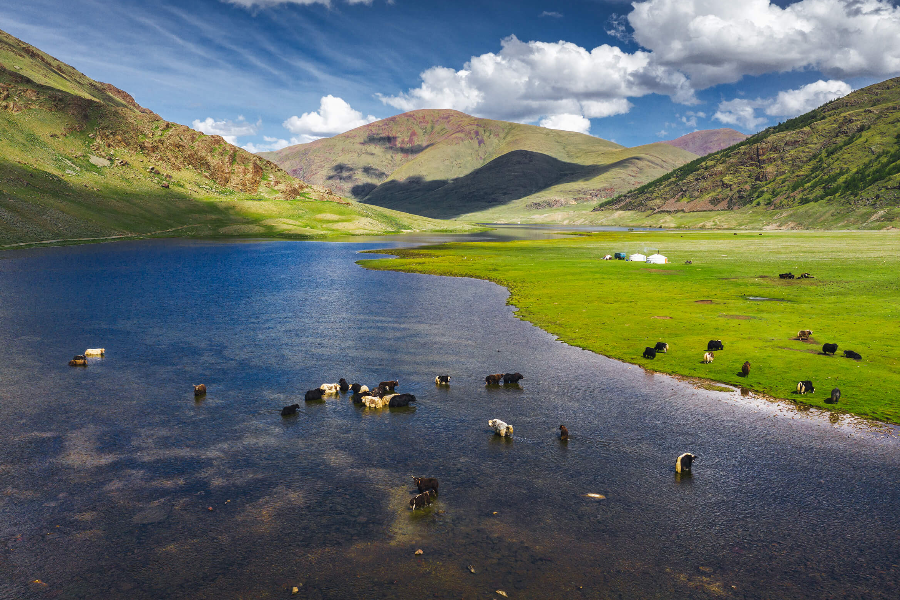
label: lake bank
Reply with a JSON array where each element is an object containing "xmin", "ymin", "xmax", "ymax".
[{"xmin": 360, "ymin": 229, "xmax": 900, "ymax": 424}]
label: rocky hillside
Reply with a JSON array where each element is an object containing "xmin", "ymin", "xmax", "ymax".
[
  {"xmin": 0, "ymin": 29, "xmax": 465, "ymax": 247},
  {"xmin": 263, "ymin": 109, "xmax": 697, "ymax": 221},
  {"xmin": 602, "ymin": 78, "xmax": 900, "ymax": 228},
  {"xmin": 661, "ymin": 128, "xmax": 748, "ymax": 156}
]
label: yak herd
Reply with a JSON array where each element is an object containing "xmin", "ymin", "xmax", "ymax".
[
  {"xmin": 641, "ymin": 330, "xmax": 863, "ymax": 406},
  {"xmin": 70, "ymin": 321, "xmax": 860, "ymax": 514}
]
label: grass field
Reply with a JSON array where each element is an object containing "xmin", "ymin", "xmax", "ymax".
[{"xmin": 360, "ymin": 230, "xmax": 900, "ymax": 424}]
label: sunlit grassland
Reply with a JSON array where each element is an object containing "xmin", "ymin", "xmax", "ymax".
[
  {"xmin": 361, "ymin": 230, "xmax": 900, "ymax": 423},
  {"xmin": 0, "ymin": 109, "xmax": 475, "ymax": 248}
]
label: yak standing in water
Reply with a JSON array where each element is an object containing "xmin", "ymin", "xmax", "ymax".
[
  {"xmin": 412, "ymin": 477, "xmax": 439, "ymax": 495},
  {"xmin": 676, "ymin": 453, "xmax": 696, "ymax": 474},
  {"xmin": 409, "ymin": 489, "xmax": 436, "ymax": 510},
  {"xmin": 388, "ymin": 393, "xmax": 417, "ymax": 407}
]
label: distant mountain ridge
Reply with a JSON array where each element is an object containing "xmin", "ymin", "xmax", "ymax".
[
  {"xmin": 600, "ymin": 77, "xmax": 900, "ymax": 228},
  {"xmin": 263, "ymin": 109, "xmax": 698, "ymax": 220},
  {"xmin": 661, "ymin": 128, "xmax": 748, "ymax": 156}
]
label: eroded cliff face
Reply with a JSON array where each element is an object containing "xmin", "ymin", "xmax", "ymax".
[{"xmin": 0, "ymin": 55, "xmax": 316, "ymax": 201}]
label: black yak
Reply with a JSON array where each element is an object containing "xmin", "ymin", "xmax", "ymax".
[
  {"xmin": 502, "ymin": 372, "xmax": 524, "ymax": 384},
  {"xmin": 412, "ymin": 476, "xmax": 439, "ymax": 494},
  {"xmin": 388, "ymin": 393, "xmax": 417, "ymax": 407}
]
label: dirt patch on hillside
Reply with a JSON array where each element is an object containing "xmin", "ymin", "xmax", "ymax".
[
  {"xmin": 218, "ymin": 224, "xmax": 265, "ymax": 235},
  {"xmin": 777, "ymin": 346, "xmax": 821, "ymax": 355}
]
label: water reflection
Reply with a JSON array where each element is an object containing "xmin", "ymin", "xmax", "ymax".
[{"xmin": 0, "ymin": 239, "xmax": 897, "ymax": 599}]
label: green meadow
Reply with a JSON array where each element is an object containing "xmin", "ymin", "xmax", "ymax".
[{"xmin": 361, "ymin": 230, "xmax": 900, "ymax": 424}]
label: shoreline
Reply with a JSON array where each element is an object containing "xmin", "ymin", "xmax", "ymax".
[{"xmin": 358, "ymin": 232, "xmax": 900, "ymax": 426}]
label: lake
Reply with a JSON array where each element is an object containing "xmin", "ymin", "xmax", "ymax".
[{"xmin": 0, "ymin": 238, "xmax": 898, "ymax": 599}]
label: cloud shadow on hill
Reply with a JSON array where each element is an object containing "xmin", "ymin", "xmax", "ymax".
[
  {"xmin": 361, "ymin": 134, "xmax": 432, "ymax": 155},
  {"xmin": 353, "ymin": 149, "xmax": 645, "ymax": 219}
]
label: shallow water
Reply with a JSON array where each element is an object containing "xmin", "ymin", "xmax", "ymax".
[{"xmin": 0, "ymin": 239, "xmax": 898, "ymax": 599}]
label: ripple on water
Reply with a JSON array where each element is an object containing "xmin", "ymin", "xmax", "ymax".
[{"xmin": 0, "ymin": 239, "xmax": 897, "ymax": 599}]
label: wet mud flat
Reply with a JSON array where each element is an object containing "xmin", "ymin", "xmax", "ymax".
[{"xmin": 0, "ymin": 239, "xmax": 898, "ymax": 599}]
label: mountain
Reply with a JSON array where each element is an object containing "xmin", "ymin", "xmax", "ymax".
[
  {"xmin": 0, "ymin": 30, "xmax": 467, "ymax": 247},
  {"xmin": 661, "ymin": 128, "xmax": 748, "ymax": 156},
  {"xmin": 262, "ymin": 109, "xmax": 697, "ymax": 220},
  {"xmin": 601, "ymin": 78, "xmax": 900, "ymax": 228}
]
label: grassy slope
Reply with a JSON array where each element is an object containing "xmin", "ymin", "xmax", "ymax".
[
  {"xmin": 605, "ymin": 77, "xmax": 900, "ymax": 230},
  {"xmin": 0, "ymin": 30, "xmax": 473, "ymax": 248},
  {"xmin": 360, "ymin": 231, "xmax": 900, "ymax": 424},
  {"xmin": 263, "ymin": 109, "xmax": 697, "ymax": 221}
]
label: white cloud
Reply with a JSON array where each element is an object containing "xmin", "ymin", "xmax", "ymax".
[
  {"xmin": 582, "ymin": 98, "xmax": 633, "ymax": 118},
  {"xmin": 629, "ymin": 0, "xmax": 900, "ymax": 88},
  {"xmin": 243, "ymin": 134, "xmax": 325, "ymax": 154},
  {"xmin": 713, "ymin": 79, "xmax": 851, "ymax": 130},
  {"xmin": 282, "ymin": 95, "xmax": 378, "ymax": 137},
  {"xmin": 764, "ymin": 79, "xmax": 852, "ymax": 116},
  {"xmin": 191, "ymin": 116, "xmax": 260, "ymax": 144},
  {"xmin": 242, "ymin": 136, "xmax": 294, "ymax": 153},
  {"xmin": 712, "ymin": 98, "xmax": 770, "ymax": 130},
  {"xmin": 377, "ymin": 67, "xmax": 484, "ymax": 114},
  {"xmin": 540, "ymin": 11, "xmax": 563, "ymax": 18},
  {"xmin": 679, "ymin": 111, "xmax": 706, "ymax": 128},
  {"xmin": 605, "ymin": 13, "xmax": 633, "ymax": 43},
  {"xmin": 378, "ymin": 35, "xmax": 694, "ymax": 126},
  {"xmin": 539, "ymin": 113, "xmax": 592, "ymax": 134}
]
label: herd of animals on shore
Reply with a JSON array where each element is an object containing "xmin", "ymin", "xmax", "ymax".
[
  {"xmin": 65, "ymin": 323, "xmax": 859, "ymax": 511},
  {"xmin": 640, "ymin": 330, "xmax": 861, "ymax": 405}
]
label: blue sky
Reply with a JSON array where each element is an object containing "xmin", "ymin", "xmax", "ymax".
[{"xmin": 1, "ymin": 0, "xmax": 898, "ymax": 151}]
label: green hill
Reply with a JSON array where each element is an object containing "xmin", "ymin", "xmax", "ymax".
[
  {"xmin": 263, "ymin": 109, "xmax": 697, "ymax": 221},
  {"xmin": 0, "ymin": 29, "xmax": 471, "ymax": 248},
  {"xmin": 600, "ymin": 78, "xmax": 900, "ymax": 229}
]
